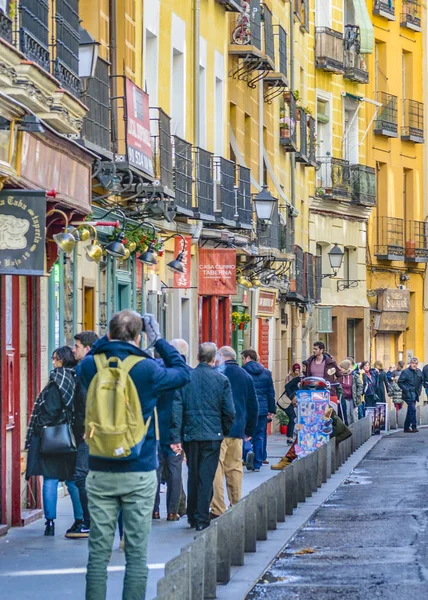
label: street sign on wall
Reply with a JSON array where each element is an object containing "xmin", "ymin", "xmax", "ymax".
[
  {"xmin": 125, "ymin": 79, "xmax": 154, "ymax": 177},
  {"xmin": 256, "ymin": 289, "xmax": 277, "ymax": 316},
  {"xmin": 198, "ymin": 248, "xmax": 237, "ymax": 296},
  {"xmin": 0, "ymin": 190, "xmax": 46, "ymax": 275}
]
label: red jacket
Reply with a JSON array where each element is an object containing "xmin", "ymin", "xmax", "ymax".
[{"xmin": 306, "ymin": 354, "xmax": 341, "ymax": 384}]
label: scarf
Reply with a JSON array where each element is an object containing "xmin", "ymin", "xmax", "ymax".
[{"xmin": 25, "ymin": 367, "xmax": 75, "ymax": 449}]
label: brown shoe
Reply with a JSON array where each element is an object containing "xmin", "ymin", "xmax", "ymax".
[
  {"xmin": 152, "ymin": 511, "xmax": 160, "ymax": 520},
  {"xmin": 411, "ymin": 429, "xmax": 419, "ymax": 433},
  {"xmin": 262, "ymin": 460, "xmax": 270, "ymax": 465},
  {"xmin": 167, "ymin": 513, "xmax": 180, "ymax": 521},
  {"xmin": 404, "ymin": 429, "xmax": 412, "ymax": 433},
  {"xmin": 271, "ymin": 456, "xmax": 291, "ymax": 470},
  {"xmin": 209, "ymin": 512, "xmax": 220, "ymax": 520}
]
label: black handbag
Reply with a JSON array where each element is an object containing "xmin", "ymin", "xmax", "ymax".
[{"xmin": 40, "ymin": 423, "xmax": 77, "ymax": 455}]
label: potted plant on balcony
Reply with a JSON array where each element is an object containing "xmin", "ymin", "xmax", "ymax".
[
  {"xmin": 240, "ymin": 313, "xmax": 251, "ymax": 330},
  {"xmin": 276, "ymin": 408, "xmax": 289, "ymax": 435},
  {"xmin": 231, "ymin": 311, "xmax": 241, "ymax": 331}
]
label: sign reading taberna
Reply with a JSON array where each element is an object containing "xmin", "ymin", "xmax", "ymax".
[
  {"xmin": 0, "ymin": 190, "xmax": 46, "ymax": 276},
  {"xmin": 125, "ymin": 79, "xmax": 154, "ymax": 178}
]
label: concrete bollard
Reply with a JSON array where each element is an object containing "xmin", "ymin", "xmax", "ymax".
[
  {"xmin": 230, "ymin": 500, "xmax": 245, "ymax": 566},
  {"xmin": 203, "ymin": 521, "xmax": 218, "ymax": 599},
  {"xmin": 275, "ymin": 472, "xmax": 286, "ymax": 522},
  {"xmin": 284, "ymin": 463, "xmax": 295, "ymax": 514},
  {"xmin": 244, "ymin": 492, "xmax": 257, "ymax": 553},
  {"xmin": 216, "ymin": 511, "xmax": 231, "ymax": 584},
  {"xmin": 160, "ymin": 548, "xmax": 191, "ymax": 600},
  {"xmin": 330, "ymin": 439, "xmax": 337, "ymax": 474},
  {"xmin": 318, "ymin": 442, "xmax": 327, "ymax": 486},
  {"xmin": 311, "ymin": 450, "xmax": 319, "ymax": 492},
  {"xmin": 294, "ymin": 457, "xmax": 306, "ymax": 504},
  {"xmin": 255, "ymin": 484, "xmax": 268, "ymax": 541},
  {"xmin": 304, "ymin": 453, "xmax": 313, "ymax": 498},
  {"xmin": 266, "ymin": 478, "xmax": 277, "ymax": 531},
  {"xmin": 181, "ymin": 537, "xmax": 205, "ymax": 600},
  {"xmin": 325, "ymin": 440, "xmax": 332, "ymax": 480}
]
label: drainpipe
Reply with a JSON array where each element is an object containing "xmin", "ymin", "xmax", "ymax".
[
  {"xmin": 289, "ymin": 0, "xmax": 297, "ymax": 363},
  {"xmin": 109, "ymin": 0, "xmax": 118, "ymax": 155},
  {"xmin": 194, "ymin": 0, "xmax": 200, "ymax": 146}
]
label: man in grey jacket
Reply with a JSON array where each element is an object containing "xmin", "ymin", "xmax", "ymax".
[{"xmin": 171, "ymin": 342, "xmax": 235, "ymax": 531}]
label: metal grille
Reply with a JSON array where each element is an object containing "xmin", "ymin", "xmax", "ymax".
[
  {"xmin": 405, "ymin": 220, "xmax": 428, "ymax": 262},
  {"xmin": 402, "ymin": 99, "xmax": 424, "ymax": 142},
  {"xmin": 350, "ymin": 165, "xmax": 376, "ymax": 206},
  {"xmin": 256, "ymin": 206, "xmax": 281, "ymax": 251},
  {"xmin": 296, "ymin": 109, "xmax": 308, "ymax": 163},
  {"xmin": 315, "ymin": 255, "xmax": 322, "ymax": 302},
  {"xmin": 285, "ymin": 214, "xmax": 294, "ymax": 255},
  {"xmin": 278, "ymin": 25, "xmax": 287, "ymax": 79},
  {"xmin": 375, "ymin": 216, "xmax": 405, "ymax": 259},
  {"xmin": 236, "ymin": 165, "xmax": 252, "ymax": 226},
  {"xmin": 214, "ymin": 156, "xmax": 236, "ymax": 222},
  {"xmin": 231, "ymin": 0, "xmax": 261, "ymax": 49},
  {"xmin": 54, "ymin": 0, "xmax": 80, "ymax": 95},
  {"xmin": 81, "ymin": 58, "xmax": 111, "ymax": 151},
  {"xmin": 401, "ymin": 0, "xmax": 421, "ymax": 29},
  {"xmin": 150, "ymin": 108, "xmax": 174, "ymax": 193},
  {"xmin": 294, "ymin": 245, "xmax": 304, "ymax": 297},
  {"xmin": 19, "ymin": 0, "xmax": 50, "ymax": 71},
  {"xmin": 375, "ymin": 92, "xmax": 398, "ymax": 135},
  {"xmin": 215, "ymin": 0, "xmax": 242, "ymax": 11},
  {"xmin": 315, "ymin": 27, "xmax": 344, "ymax": 73},
  {"xmin": 173, "ymin": 136, "xmax": 193, "ymax": 212},
  {"xmin": 308, "ymin": 116, "xmax": 316, "ymax": 165},
  {"xmin": 0, "ymin": 10, "xmax": 13, "ymax": 44},
  {"xmin": 373, "ymin": 0, "xmax": 395, "ymax": 18},
  {"xmin": 280, "ymin": 91, "xmax": 297, "ymax": 151},
  {"xmin": 195, "ymin": 148, "xmax": 214, "ymax": 217},
  {"xmin": 316, "ymin": 157, "xmax": 351, "ymax": 199},
  {"xmin": 262, "ymin": 4, "xmax": 274, "ymax": 63}
]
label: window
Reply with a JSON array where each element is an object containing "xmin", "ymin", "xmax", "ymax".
[
  {"xmin": 145, "ymin": 30, "xmax": 158, "ymax": 106},
  {"xmin": 344, "ymin": 98, "xmax": 359, "ymax": 164},
  {"xmin": 402, "ymin": 51, "xmax": 413, "ymax": 99},
  {"xmin": 316, "ymin": 96, "xmax": 332, "ymax": 156},
  {"xmin": 375, "ymin": 41, "xmax": 387, "ymax": 94},
  {"xmin": 214, "ymin": 77, "xmax": 224, "ymax": 155},
  {"xmin": 315, "ymin": 0, "xmax": 331, "ymax": 27},
  {"xmin": 199, "ymin": 64, "xmax": 206, "ymax": 148},
  {"xmin": 344, "ymin": 0, "xmax": 356, "ymax": 25}
]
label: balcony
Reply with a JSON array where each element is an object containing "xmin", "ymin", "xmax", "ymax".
[
  {"xmin": 401, "ymin": 0, "xmax": 421, "ymax": 31},
  {"xmin": 373, "ymin": 0, "xmax": 395, "ymax": 20},
  {"xmin": 374, "ymin": 92, "xmax": 398, "ymax": 138},
  {"xmin": 19, "ymin": 0, "xmax": 50, "ymax": 72},
  {"xmin": 316, "ymin": 157, "xmax": 351, "ymax": 200},
  {"xmin": 288, "ymin": 245, "xmax": 305, "ymax": 300},
  {"xmin": 344, "ymin": 26, "xmax": 369, "ymax": 84},
  {"xmin": 264, "ymin": 25, "xmax": 288, "ymax": 100},
  {"xmin": 54, "ymin": 0, "xmax": 80, "ymax": 96},
  {"xmin": 150, "ymin": 108, "xmax": 174, "ymax": 198},
  {"xmin": 405, "ymin": 220, "xmax": 428, "ymax": 262},
  {"xmin": 280, "ymin": 91, "xmax": 297, "ymax": 152},
  {"xmin": 350, "ymin": 165, "xmax": 376, "ymax": 207},
  {"xmin": 195, "ymin": 147, "xmax": 214, "ymax": 221},
  {"xmin": 0, "ymin": 10, "xmax": 13, "ymax": 44},
  {"xmin": 236, "ymin": 165, "xmax": 252, "ymax": 229},
  {"xmin": 173, "ymin": 136, "xmax": 194, "ymax": 216},
  {"xmin": 256, "ymin": 206, "xmax": 284, "ymax": 252},
  {"xmin": 401, "ymin": 99, "xmax": 424, "ymax": 143},
  {"xmin": 307, "ymin": 116, "xmax": 317, "ymax": 167},
  {"xmin": 374, "ymin": 217, "xmax": 405, "ymax": 261},
  {"xmin": 215, "ymin": 0, "xmax": 242, "ymax": 11},
  {"xmin": 315, "ymin": 27, "xmax": 344, "ymax": 74},
  {"xmin": 81, "ymin": 58, "xmax": 111, "ymax": 154},
  {"xmin": 214, "ymin": 156, "xmax": 236, "ymax": 226},
  {"xmin": 296, "ymin": 109, "xmax": 309, "ymax": 164}
]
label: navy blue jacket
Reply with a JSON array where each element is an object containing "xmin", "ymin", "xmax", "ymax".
[
  {"xmin": 398, "ymin": 366, "xmax": 423, "ymax": 402},
  {"xmin": 243, "ymin": 361, "xmax": 276, "ymax": 416},
  {"xmin": 170, "ymin": 363, "xmax": 235, "ymax": 443},
  {"xmin": 77, "ymin": 337, "xmax": 190, "ymax": 472},
  {"xmin": 221, "ymin": 360, "xmax": 259, "ymax": 439},
  {"xmin": 156, "ymin": 358, "xmax": 192, "ymax": 446}
]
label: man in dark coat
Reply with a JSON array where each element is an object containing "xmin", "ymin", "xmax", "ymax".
[
  {"xmin": 170, "ymin": 342, "xmax": 235, "ymax": 531},
  {"xmin": 78, "ymin": 311, "xmax": 190, "ymax": 600},
  {"xmin": 306, "ymin": 341, "xmax": 341, "ymax": 384},
  {"xmin": 241, "ymin": 348, "xmax": 275, "ymax": 471},
  {"xmin": 210, "ymin": 346, "xmax": 258, "ymax": 517},
  {"xmin": 398, "ymin": 357, "xmax": 423, "ymax": 433}
]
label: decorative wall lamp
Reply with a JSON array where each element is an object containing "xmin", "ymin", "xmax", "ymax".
[
  {"xmin": 237, "ymin": 270, "xmax": 252, "ymax": 289},
  {"xmin": 165, "ymin": 234, "xmax": 186, "ymax": 273},
  {"xmin": 84, "ymin": 225, "xmax": 103, "ymax": 264},
  {"xmin": 138, "ymin": 221, "xmax": 159, "ymax": 265},
  {"xmin": 252, "ymin": 185, "xmax": 278, "ymax": 228},
  {"xmin": 47, "ymin": 209, "xmax": 76, "ymax": 255},
  {"xmin": 322, "ymin": 243, "xmax": 344, "ymax": 279}
]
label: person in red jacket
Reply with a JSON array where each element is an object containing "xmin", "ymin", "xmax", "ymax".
[{"xmin": 305, "ymin": 341, "xmax": 341, "ymax": 384}]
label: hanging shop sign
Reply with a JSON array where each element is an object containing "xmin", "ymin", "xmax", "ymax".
[
  {"xmin": 173, "ymin": 235, "xmax": 192, "ymax": 289},
  {"xmin": 125, "ymin": 79, "xmax": 154, "ymax": 177},
  {"xmin": 256, "ymin": 289, "xmax": 278, "ymax": 316},
  {"xmin": 377, "ymin": 288, "xmax": 410, "ymax": 312},
  {"xmin": 373, "ymin": 312, "xmax": 409, "ymax": 332},
  {"xmin": 0, "ymin": 190, "xmax": 46, "ymax": 275},
  {"xmin": 198, "ymin": 248, "xmax": 237, "ymax": 296}
]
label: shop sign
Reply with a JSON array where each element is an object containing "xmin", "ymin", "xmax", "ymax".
[
  {"xmin": 125, "ymin": 79, "xmax": 154, "ymax": 177},
  {"xmin": 256, "ymin": 289, "xmax": 277, "ymax": 316},
  {"xmin": 173, "ymin": 235, "xmax": 192, "ymax": 289},
  {"xmin": 373, "ymin": 311, "xmax": 409, "ymax": 332},
  {"xmin": 198, "ymin": 248, "xmax": 236, "ymax": 296},
  {"xmin": 378, "ymin": 288, "xmax": 410, "ymax": 312},
  {"xmin": 0, "ymin": 190, "xmax": 46, "ymax": 275}
]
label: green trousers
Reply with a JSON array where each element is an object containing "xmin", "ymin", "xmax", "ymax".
[{"xmin": 86, "ymin": 470, "xmax": 157, "ymax": 600}]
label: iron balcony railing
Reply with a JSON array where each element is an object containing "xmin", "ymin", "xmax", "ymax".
[
  {"xmin": 284, "ymin": 214, "xmax": 294, "ymax": 255},
  {"xmin": 295, "ymin": 109, "xmax": 308, "ymax": 164},
  {"xmin": 349, "ymin": 165, "xmax": 376, "ymax": 207},
  {"xmin": 215, "ymin": 0, "xmax": 242, "ymax": 12},
  {"xmin": 214, "ymin": 156, "xmax": 236, "ymax": 224},
  {"xmin": 375, "ymin": 217, "xmax": 405, "ymax": 261},
  {"xmin": 315, "ymin": 254, "xmax": 322, "ymax": 302},
  {"xmin": 401, "ymin": 0, "xmax": 421, "ymax": 31},
  {"xmin": 405, "ymin": 220, "xmax": 428, "ymax": 262},
  {"xmin": 401, "ymin": 99, "xmax": 424, "ymax": 143},
  {"xmin": 236, "ymin": 165, "xmax": 252, "ymax": 228},
  {"xmin": 373, "ymin": 0, "xmax": 395, "ymax": 20},
  {"xmin": 81, "ymin": 58, "xmax": 111, "ymax": 153},
  {"xmin": 375, "ymin": 92, "xmax": 398, "ymax": 138},
  {"xmin": 19, "ymin": 0, "xmax": 50, "ymax": 72},
  {"xmin": 256, "ymin": 206, "xmax": 282, "ymax": 251},
  {"xmin": 278, "ymin": 25, "xmax": 287, "ymax": 80},
  {"xmin": 315, "ymin": 27, "xmax": 344, "ymax": 74},
  {"xmin": 316, "ymin": 156, "xmax": 351, "ymax": 200},
  {"xmin": 231, "ymin": 0, "xmax": 261, "ymax": 49},
  {"xmin": 150, "ymin": 108, "xmax": 174, "ymax": 196},
  {"xmin": 280, "ymin": 91, "xmax": 297, "ymax": 152},
  {"xmin": 307, "ymin": 116, "xmax": 317, "ymax": 167},
  {"xmin": 344, "ymin": 25, "xmax": 369, "ymax": 84},
  {"xmin": 195, "ymin": 147, "xmax": 214, "ymax": 219},
  {"xmin": 293, "ymin": 245, "xmax": 305, "ymax": 298},
  {"xmin": 305, "ymin": 252, "xmax": 316, "ymax": 301},
  {"xmin": 173, "ymin": 136, "xmax": 193, "ymax": 215},
  {"xmin": 262, "ymin": 4, "xmax": 274, "ymax": 65},
  {"xmin": 0, "ymin": 9, "xmax": 13, "ymax": 44},
  {"xmin": 54, "ymin": 0, "xmax": 80, "ymax": 96}
]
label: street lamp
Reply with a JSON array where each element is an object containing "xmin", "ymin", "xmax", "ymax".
[
  {"xmin": 166, "ymin": 234, "xmax": 186, "ymax": 274},
  {"xmin": 323, "ymin": 243, "xmax": 344, "ymax": 278},
  {"xmin": 79, "ymin": 27, "xmax": 99, "ymax": 79},
  {"xmin": 253, "ymin": 185, "xmax": 277, "ymax": 222}
]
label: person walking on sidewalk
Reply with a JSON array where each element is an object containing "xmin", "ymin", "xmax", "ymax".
[
  {"xmin": 78, "ymin": 311, "xmax": 190, "ymax": 600},
  {"xmin": 338, "ymin": 359, "xmax": 363, "ymax": 425},
  {"xmin": 25, "ymin": 347, "xmax": 80, "ymax": 537},
  {"xmin": 398, "ymin": 357, "xmax": 422, "ymax": 433},
  {"xmin": 65, "ymin": 330, "xmax": 99, "ymax": 539},
  {"xmin": 153, "ymin": 339, "xmax": 192, "ymax": 522},
  {"xmin": 241, "ymin": 349, "xmax": 275, "ymax": 471},
  {"xmin": 210, "ymin": 347, "xmax": 258, "ymax": 518},
  {"xmin": 170, "ymin": 343, "xmax": 235, "ymax": 531}
]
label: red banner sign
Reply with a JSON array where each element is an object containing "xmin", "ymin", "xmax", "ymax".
[
  {"xmin": 125, "ymin": 79, "xmax": 154, "ymax": 177},
  {"xmin": 173, "ymin": 235, "xmax": 192, "ymax": 288},
  {"xmin": 198, "ymin": 248, "xmax": 237, "ymax": 296}
]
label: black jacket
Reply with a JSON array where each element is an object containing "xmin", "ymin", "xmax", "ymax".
[
  {"xmin": 422, "ymin": 364, "xmax": 428, "ymax": 388},
  {"xmin": 242, "ymin": 361, "xmax": 275, "ymax": 416},
  {"xmin": 157, "ymin": 359, "xmax": 193, "ymax": 446},
  {"xmin": 221, "ymin": 360, "xmax": 259, "ymax": 438},
  {"xmin": 170, "ymin": 363, "xmax": 235, "ymax": 443},
  {"xmin": 376, "ymin": 370, "xmax": 390, "ymax": 404},
  {"xmin": 398, "ymin": 366, "xmax": 423, "ymax": 401}
]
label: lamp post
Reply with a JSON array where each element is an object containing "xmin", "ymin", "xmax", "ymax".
[
  {"xmin": 79, "ymin": 27, "xmax": 100, "ymax": 80},
  {"xmin": 322, "ymin": 243, "xmax": 344, "ymax": 278},
  {"xmin": 253, "ymin": 185, "xmax": 277, "ymax": 222}
]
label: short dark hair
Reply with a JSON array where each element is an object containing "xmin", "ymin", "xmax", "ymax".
[
  {"xmin": 109, "ymin": 310, "xmax": 142, "ymax": 342},
  {"xmin": 53, "ymin": 346, "xmax": 76, "ymax": 368},
  {"xmin": 242, "ymin": 349, "xmax": 258, "ymax": 362},
  {"xmin": 74, "ymin": 331, "xmax": 99, "ymax": 348},
  {"xmin": 313, "ymin": 341, "xmax": 325, "ymax": 351}
]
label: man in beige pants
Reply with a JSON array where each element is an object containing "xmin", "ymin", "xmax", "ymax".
[{"xmin": 210, "ymin": 347, "xmax": 258, "ymax": 517}]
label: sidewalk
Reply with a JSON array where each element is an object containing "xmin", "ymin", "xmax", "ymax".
[{"xmin": 0, "ymin": 435, "xmax": 289, "ymax": 600}]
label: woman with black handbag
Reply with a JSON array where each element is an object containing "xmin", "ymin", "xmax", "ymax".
[{"xmin": 25, "ymin": 346, "xmax": 81, "ymax": 536}]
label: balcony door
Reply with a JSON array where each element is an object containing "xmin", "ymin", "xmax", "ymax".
[
  {"xmin": 315, "ymin": 0, "xmax": 331, "ymax": 27},
  {"xmin": 344, "ymin": 98, "xmax": 359, "ymax": 164}
]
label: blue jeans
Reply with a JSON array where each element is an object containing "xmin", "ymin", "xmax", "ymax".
[
  {"xmin": 43, "ymin": 477, "xmax": 83, "ymax": 521},
  {"xmin": 404, "ymin": 401, "xmax": 417, "ymax": 430},
  {"xmin": 242, "ymin": 439, "xmax": 252, "ymax": 461},
  {"xmin": 252, "ymin": 414, "xmax": 268, "ymax": 469},
  {"xmin": 358, "ymin": 403, "xmax": 366, "ymax": 420}
]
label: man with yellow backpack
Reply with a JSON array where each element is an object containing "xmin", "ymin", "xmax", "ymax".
[{"xmin": 77, "ymin": 310, "xmax": 190, "ymax": 600}]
